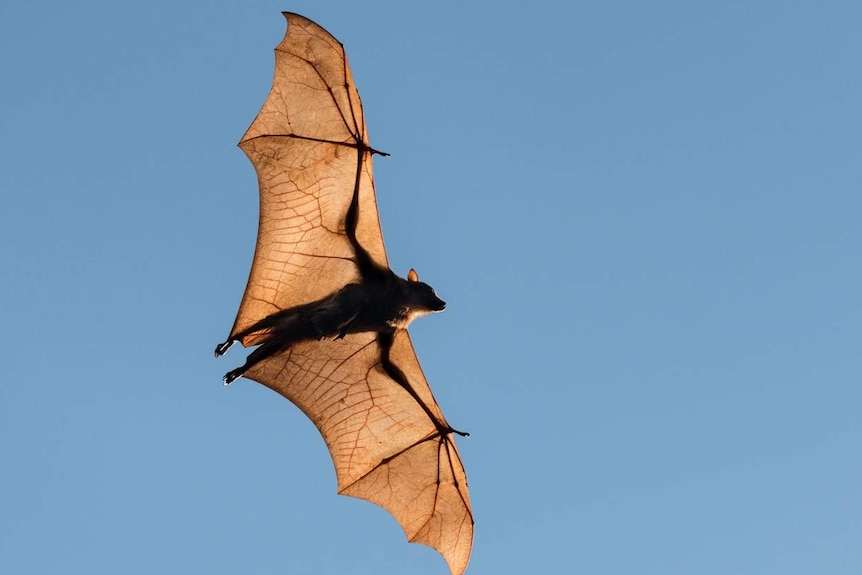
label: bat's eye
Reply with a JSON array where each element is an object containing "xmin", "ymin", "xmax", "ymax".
[{"xmin": 407, "ymin": 268, "xmax": 419, "ymax": 282}]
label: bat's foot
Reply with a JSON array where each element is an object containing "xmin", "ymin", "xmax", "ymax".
[
  {"xmin": 223, "ymin": 368, "xmax": 245, "ymax": 385},
  {"xmin": 214, "ymin": 340, "xmax": 235, "ymax": 357}
]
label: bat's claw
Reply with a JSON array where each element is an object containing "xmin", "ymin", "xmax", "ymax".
[
  {"xmin": 215, "ymin": 340, "xmax": 235, "ymax": 357},
  {"xmin": 449, "ymin": 426, "xmax": 469, "ymax": 438},
  {"xmin": 223, "ymin": 368, "xmax": 244, "ymax": 385}
]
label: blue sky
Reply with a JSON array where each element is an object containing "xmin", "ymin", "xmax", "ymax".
[{"xmin": 2, "ymin": 1, "xmax": 861, "ymax": 574}]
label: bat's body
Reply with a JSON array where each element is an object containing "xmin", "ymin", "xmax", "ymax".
[
  {"xmin": 217, "ymin": 270, "xmax": 447, "ymax": 386},
  {"xmin": 215, "ymin": 12, "xmax": 472, "ymax": 575}
]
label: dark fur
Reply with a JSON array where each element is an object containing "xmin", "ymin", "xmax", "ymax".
[{"xmin": 216, "ymin": 272, "xmax": 444, "ymax": 384}]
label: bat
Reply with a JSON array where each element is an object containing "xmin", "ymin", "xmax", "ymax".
[{"xmin": 214, "ymin": 12, "xmax": 473, "ymax": 575}]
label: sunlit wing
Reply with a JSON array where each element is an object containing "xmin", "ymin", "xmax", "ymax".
[
  {"xmin": 231, "ymin": 12, "xmax": 388, "ymax": 343},
  {"xmin": 246, "ymin": 330, "xmax": 473, "ymax": 575},
  {"xmin": 223, "ymin": 12, "xmax": 473, "ymax": 574}
]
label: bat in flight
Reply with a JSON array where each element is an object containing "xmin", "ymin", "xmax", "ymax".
[{"xmin": 214, "ymin": 12, "xmax": 473, "ymax": 575}]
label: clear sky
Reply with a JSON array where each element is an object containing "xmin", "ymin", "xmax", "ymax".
[{"xmin": 2, "ymin": 1, "xmax": 861, "ymax": 574}]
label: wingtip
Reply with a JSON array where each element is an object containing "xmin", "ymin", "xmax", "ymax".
[
  {"xmin": 420, "ymin": 538, "xmax": 472, "ymax": 575},
  {"xmin": 279, "ymin": 12, "xmax": 301, "ymax": 34},
  {"xmin": 337, "ymin": 435, "xmax": 473, "ymax": 575}
]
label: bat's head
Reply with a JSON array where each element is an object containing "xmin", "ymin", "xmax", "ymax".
[
  {"xmin": 406, "ymin": 268, "xmax": 446, "ymax": 310},
  {"xmin": 391, "ymin": 268, "xmax": 445, "ymax": 329}
]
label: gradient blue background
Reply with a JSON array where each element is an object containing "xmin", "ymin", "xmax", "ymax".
[{"xmin": 2, "ymin": 1, "xmax": 861, "ymax": 573}]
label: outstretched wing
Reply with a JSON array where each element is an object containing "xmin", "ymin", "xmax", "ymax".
[
  {"xmin": 230, "ymin": 12, "xmax": 388, "ymax": 344},
  {"xmin": 224, "ymin": 12, "xmax": 474, "ymax": 575},
  {"xmin": 246, "ymin": 330, "xmax": 473, "ymax": 575}
]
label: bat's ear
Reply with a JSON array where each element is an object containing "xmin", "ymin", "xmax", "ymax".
[{"xmin": 407, "ymin": 268, "xmax": 419, "ymax": 282}]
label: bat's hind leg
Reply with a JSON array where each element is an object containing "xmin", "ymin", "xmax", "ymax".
[
  {"xmin": 214, "ymin": 339, "xmax": 235, "ymax": 357},
  {"xmin": 215, "ymin": 320, "xmax": 272, "ymax": 358},
  {"xmin": 223, "ymin": 366, "xmax": 246, "ymax": 385},
  {"xmin": 222, "ymin": 334, "xmax": 296, "ymax": 386},
  {"xmin": 220, "ymin": 305, "xmax": 331, "ymax": 384},
  {"xmin": 216, "ymin": 305, "xmax": 317, "ymax": 359}
]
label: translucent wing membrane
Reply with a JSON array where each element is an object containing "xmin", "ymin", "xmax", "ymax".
[
  {"xmin": 232, "ymin": 13, "xmax": 387, "ymax": 342},
  {"xmin": 246, "ymin": 330, "xmax": 472, "ymax": 575},
  {"xmin": 225, "ymin": 13, "xmax": 473, "ymax": 574}
]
